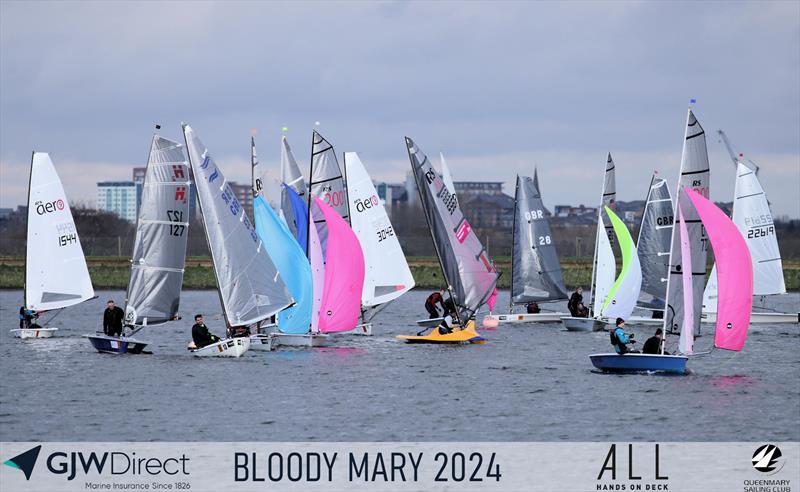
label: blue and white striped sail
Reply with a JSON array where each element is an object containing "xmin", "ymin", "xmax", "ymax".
[{"xmin": 254, "ymin": 196, "xmax": 313, "ymax": 334}]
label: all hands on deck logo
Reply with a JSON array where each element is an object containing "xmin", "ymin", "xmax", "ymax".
[
  {"xmin": 751, "ymin": 444, "xmax": 784, "ymax": 474},
  {"xmin": 3, "ymin": 445, "xmax": 41, "ymax": 480}
]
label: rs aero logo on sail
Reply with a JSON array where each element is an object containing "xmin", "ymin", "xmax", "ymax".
[
  {"xmin": 35, "ymin": 199, "xmax": 65, "ymax": 215},
  {"xmin": 354, "ymin": 195, "xmax": 379, "ymax": 213}
]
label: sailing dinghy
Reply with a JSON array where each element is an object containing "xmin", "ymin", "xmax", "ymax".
[
  {"xmin": 398, "ymin": 138, "xmax": 499, "ymax": 344},
  {"xmin": 86, "ymin": 134, "xmax": 190, "ymax": 354},
  {"xmin": 561, "ymin": 154, "xmax": 617, "ymax": 332},
  {"xmin": 184, "ymin": 124, "xmax": 293, "ymax": 357},
  {"xmin": 702, "ymin": 159, "xmax": 797, "ymax": 324},
  {"xmin": 485, "ymin": 171, "xmax": 570, "ymax": 325},
  {"xmin": 344, "ymin": 152, "xmax": 415, "ymax": 333},
  {"xmin": 280, "ymin": 136, "xmax": 308, "ymax": 246},
  {"xmin": 12, "ymin": 152, "xmax": 95, "ymax": 339}
]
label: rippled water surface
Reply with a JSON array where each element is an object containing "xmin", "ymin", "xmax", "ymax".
[{"xmin": 1, "ymin": 289, "xmax": 798, "ymax": 442}]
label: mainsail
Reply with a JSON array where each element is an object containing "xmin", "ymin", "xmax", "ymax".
[
  {"xmin": 406, "ymin": 137, "xmax": 499, "ymax": 322},
  {"xmin": 587, "ymin": 154, "xmax": 617, "ymax": 315},
  {"xmin": 280, "ymin": 136, "xmax": 307, "ymax": 241},
  {"xmin": 284, "ymin": 185, "xmax": 309, "ymax": 255},
  {"xmin": 636, "ymin": 174, "xmax": 673, "ymax": 307},
  {"xmin": 254, "ymin": 196, "xmax": 313, "ymax": 334},
  {"xmin": 439, "ymin": 153, "xmax": 458, "ymax": 207},
  {"xmin": 686, "ymin": 188, "xmax": 752, "ymax": 351},
  {"xmin": 124, "ymin": 136, "xmax": 190, "ymax": 327},
  {"xmin": 25, "ymin": 152, "xmax": 94, "ymax": 310},
  {"xmin": 251, "ymin": 135, "xmax": 265, "ymax": 198},
  {"xmin": 510, "ymin": 174, "xmax": 568, "ymax": 306},
  {"xmin": 663, "ymin": 109, "xmax": 710, "ymax": 334},
  {"xmin": 344, "ymin": 152, "xmax": 415, "ymax": 320},
  {"xmin": 183, "ymin": 124, "xmax": 293, "ymax": 327},
  {"xmin": 308, "ymin": 130, "xmax": 348, "ymax": 253},
  {"xmin": 314, "ymin": 198, "xmax": 365, "ymax": 333},
  {"xmin": 601, "ymin": 206, "xmax": 642, "ymax": 319},
  {"xmin": 703, "ymin": 161, "xmax": 785, "ymax": 311}
]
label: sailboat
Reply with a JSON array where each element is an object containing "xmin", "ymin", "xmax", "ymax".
[
  {"xmin": 702, "ymin": 155, "xmax": 797, "ymax": 324},
  {"xmin": 86, "ymin": 134, "xmax": 190, "ymax": 354},
  {"xmin": 12, "ymin": 152, "xmax": 94, "ymax": 338},
  {"xmin": 487, "ymin": 171, "xmax": 570, "ymax": 325},
  {"xmin": 561, "ymin": 154, "xmax": 617, "ymax": 332},
  {"xmin": 589, "ymin": 108, "xmax": 754, "ymax": 374},
  {"xmin": 344, "ymin": 152, "xmax": 415, "ymax": 332},
  {"xmin": 183, "ymin": 124, "xmax": 294, "ymax": 357},
  {"xmin": 280, "ymin": 136, "xmax": 308, "ymax": 244},
  {"xmin": 397, "ymin": 137, "xmax": 499, "ymax": 344}
]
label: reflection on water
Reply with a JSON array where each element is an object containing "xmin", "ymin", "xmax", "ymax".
[{"xmin": 0, "ymin": 289, "xmax": 798, "ymax": 442}]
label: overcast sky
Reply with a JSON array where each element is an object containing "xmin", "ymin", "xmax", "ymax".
[{"xmin": 2, "ymin": 1, "xmax": 798, "ymax": 217}]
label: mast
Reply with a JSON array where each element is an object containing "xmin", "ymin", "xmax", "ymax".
[
  {"xmin": 306, "ymin": 130, "xmax": 315, "ymax": 259},
  {"xmin": 405, "ymin": 138, "xmax": 463, "ymax": 327},
  {"xmin": 23, "ymin": 150, "xmax": 34, "ymax": 309},
  {"xmin": 508, "ymin": 175, "xmax": 520, "ymax": 314},
  {"xmin": 182, "ymin": 123, "xmax": 229, "ymax": 327},
  {"xmin": 341, "ymin": 151, "xmax": 352, "ymax": 225},
  {"xmin": 587, "ymin": 157, "xmax": 608, "ymax": 317},
  {"xmin": 250, "ymin": 135, "xmax": 257, "ymax": 198}
]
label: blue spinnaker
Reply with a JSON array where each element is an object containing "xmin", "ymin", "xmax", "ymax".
[
  {"xmin": 254, "ymin": 196, "xmax": 313, "ymax": 334},
  {"xmin": 283, "ymin": 184, "xmax": 309, "ymax": 256}
]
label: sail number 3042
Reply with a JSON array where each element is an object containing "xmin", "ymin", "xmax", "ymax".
[{"xmin": 434, "ymin": 452, "xmax": 501, "ymax": 482}]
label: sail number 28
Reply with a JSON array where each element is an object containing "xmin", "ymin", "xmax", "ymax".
[{"xmin": 167, "ymin": 210, "xmax": 185, "ymax": 237}]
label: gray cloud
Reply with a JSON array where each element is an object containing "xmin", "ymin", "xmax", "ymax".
[{"xmin": 1, "ymin": 0, "xmax": 798, "ymax": 217}]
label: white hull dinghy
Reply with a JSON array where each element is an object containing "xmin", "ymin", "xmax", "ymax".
[
  {"xmin": 190, "ymin": 337, "xmax": 250, "ymax": 358},
  {"xmin": 184, "ymin": 124, "xmax": 293, "ymax": 360},
  {"xmin": 703, "ymin": 311, "xmax": 798, "ymax": 325},
  {"xmin": 20, "ymin": 153, "xmax": 95, "ymax": 340},
  {"xmin": 248, "ymin": 333, "xmax": 275, "ymax": 351},
  {"xmin": 503, "ymin": 171, "xmax": 570, "ymax": 325},
  {"xmin": 11, "ymin": 327, "xmax": 58, "ymax": 339},
  {"xmin": 269, "ymin": 332, "xmax": 329, "ymax": 348}
]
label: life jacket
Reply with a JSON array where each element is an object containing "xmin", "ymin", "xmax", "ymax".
[{"xmin": 609, "ymin": 329, "xmax": 620, "ymax": 346}]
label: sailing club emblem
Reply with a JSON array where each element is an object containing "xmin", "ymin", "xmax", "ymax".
[
  {"xmin": 175, "ymin": 186, "xmax": 187, "ymax": 203},
  {"xmin": 455, "ymin": 219, "xmax": 471, "ymax": 243},
  {"xmin": 172, "ymin": 165, "xmax": 185, "ymax": 179}
]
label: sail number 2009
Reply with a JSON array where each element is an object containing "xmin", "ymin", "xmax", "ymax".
[{"xmin": 434, "ymin": 452, "xmax": 501, "ymax": 482}]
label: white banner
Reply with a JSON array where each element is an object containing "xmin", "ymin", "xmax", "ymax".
[{"xmin": 1, "ymin": 442, "xmax": 797, "ymax": 492}]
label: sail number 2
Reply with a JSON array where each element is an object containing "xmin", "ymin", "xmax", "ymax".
[{"xmin": 167, "ymin": 210, "xmax": 185, "ymax": 237}]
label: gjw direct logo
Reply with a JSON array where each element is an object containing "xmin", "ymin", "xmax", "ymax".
[
  {"xmin": 3, "ymin": 445, "xmax": 41, "ymax": 480},
  {"xmin": 752, "ymin": 444, "xmax": 785, "ymax": 474}
]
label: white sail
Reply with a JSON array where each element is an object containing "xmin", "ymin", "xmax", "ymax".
[
  {"xmin": 183, "ymin": 124, "xmax": 293, "ymax": 327},
  {"xmin": 664, "ymin": 109, "xmax": 710, "ymax": 334},
  {"xmin": 25, "ymin": 152, "xmax": 94, "ymax": 311},
  {"xmin": 344, "ymin": 152, "xmax": 415, "ymax": 318},
  {"xmin": 593, "ymin": 216, "xmax": 616, "ymax": 315},
  {"xmin": 703, "ymin": 161, "xmax": 785, "ymax": 311},
  {"xmin": 308, "ymin": 212, "xmax": 325, "ymax": 333},
  {"xmin": 439, "ymin": 153, "xmax": 458, "ymax": 205}
]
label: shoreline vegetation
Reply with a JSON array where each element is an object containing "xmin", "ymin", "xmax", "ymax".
[{"xmin": 2, "ymin": 256, "xmax": 799, "ymax": 291}]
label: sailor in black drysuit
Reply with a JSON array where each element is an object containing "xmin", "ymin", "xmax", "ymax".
[
  {"xmin": 424, "ymin": 289, "xmax": 446, "ymax": 318},
  {"xmin": 19, "ymin": 306, "xmax": 35, "ymax": 329},
  {"xmin": 568, "ymin": 287, "xmax": 589, "ymax": 317},
  {"xmin": 191, "ymin": 314, "xmax": 219, "ymax": 348},
  {"xmin": 103, "ymin": 300, "xmax": 125, "ymax": 337}
]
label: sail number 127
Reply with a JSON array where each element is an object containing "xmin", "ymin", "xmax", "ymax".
[{"xmin": 167, "ymin": 210, "xmax": 185, "ymax": 237}]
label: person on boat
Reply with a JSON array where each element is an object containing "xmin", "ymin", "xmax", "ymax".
[
  {"xmin": 191, "ymin": 314, "xmax": 219, "ymax": 348},
  {"xmin": 103, "ymin": 300, "xmax": 125, "ymax": 337},
  {"xmin": 610, "ymin": 318, "xmax": 637, "ymax": 355},
  {"xmin": 643, "ymin": 328, "xmax": 669, "ymax": 355},
  {"xmin": 567, "ymin": 287, "xmax": 585, "ymax": 316},
  {"xmin": 526, "ymin": 302, "xmax": 541, "ymax": 314},
  {"xmin": 575, "ymin": 302, "xmax": 589, "ymax": 318},
  {"xmin": 424, "ymin": 289, "xmax": 446, "ymax": 319},
  {"xmin": 18, "ymin": 306, "xmax": 36, "ymax": 329},
  {"xmin": 228, "ymin": 323, "xmax": 251, "ymax": 338}
]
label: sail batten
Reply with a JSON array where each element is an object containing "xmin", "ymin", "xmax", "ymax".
[
  {"xmin": 25, "ymin": 153, "xmax": 94, "ymax": 311},
  {"xmin": 406, "ymin": 137, "xmax": 499, "ymax": 321},
  {"xmin": 184, "ymin": 125, "xmax": 293, "ymax": 327}
]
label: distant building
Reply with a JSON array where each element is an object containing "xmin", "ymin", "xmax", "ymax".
[
  {"xmin": 554, "ymin": 204, "xmax": 597, "ymax": 218},
  {"xmin": 376, "ymin": 182, "xmax": 409, "ymax": 208},
  {"xmin": 97, "ymin": 181, "xmax": 137, "ymax": 222},
  {"xmin": 460, "ymin": 192, "xmax": 515, "ymax": 229},
  {"xmin": 132, "ymin": 167, "xmax": 146, "ymax": 216},
  {"xmin": 454, "ymin": 181, "xmax": 504, "ymax": 197},
  {"xmin": 0, "ymin": 208, "xmax": 12, "ymax": 220}
]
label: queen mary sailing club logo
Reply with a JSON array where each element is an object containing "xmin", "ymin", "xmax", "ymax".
[
  {"xmin": 3, "ymin": 445, "xmax": 41, "ymax": 480},
  {"xmin": 752, "ymin": 444, "xmax": 785, "ymax": 474}
]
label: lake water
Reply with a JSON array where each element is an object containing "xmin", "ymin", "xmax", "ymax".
[{"xmin": 0, "ymin": 289, "xmax": 798, "ymax": 442}]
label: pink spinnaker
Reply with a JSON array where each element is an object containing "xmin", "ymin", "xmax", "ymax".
[
  {"xmin": 314, "ymin": 197, "xmax": 365, "ymax": 333},
  {"xmin": 685, "ymin": 188, "xmax": 753, "ymax": 351},
  {"xmin": 677, "ymin": 204, "xmax": 694, "ymax": 355}
]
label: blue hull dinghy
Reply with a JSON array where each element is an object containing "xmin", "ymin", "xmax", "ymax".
[
  {"xmin": 589, "ymin": 353, "xmax": 689, "ymax": 375},
  {"xmin": 85, "ymin": 334, "xmax": 149, "ymax": 354}
]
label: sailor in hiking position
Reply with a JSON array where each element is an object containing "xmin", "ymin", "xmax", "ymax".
[
  {"xmin": 609, "ymin": 318, "xmax": 637, "ymax": 354},
  {"xmin": 424, "ymin": 289, "xmax": 446, "ymax": 319},
  {"xmin": 103, "ymin": 300, "xmax": 125, "ymax": 337},
  {"xmin": 191, "ymin": 314, "xmax": 219, "ymax": 348}
]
